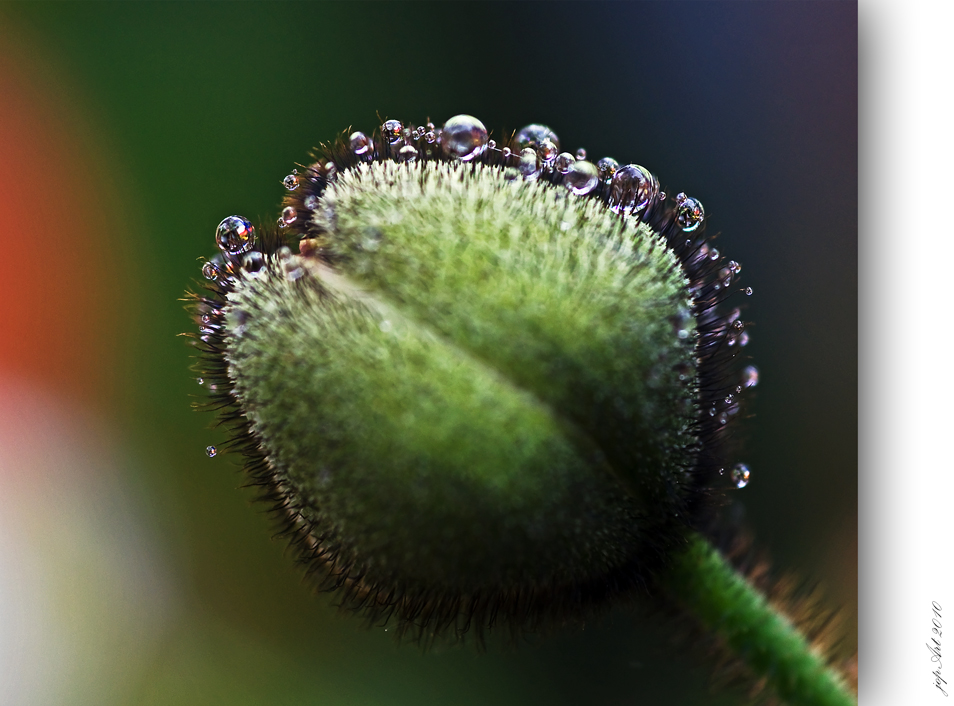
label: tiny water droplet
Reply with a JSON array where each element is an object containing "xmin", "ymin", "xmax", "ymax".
[
  {"xmin": 282, "ymin": 206, "xmax": 298, "ymax": 225},
  {"xmin": 412, "ymin": 127, "xmax": 424, "ymax": 141},
  {"xmin": 596, "ymin": 157, "xmax": 619, "ymax": 182},
  {"xmin": 675, "ymin": 192, "xmax": 704, "ymax": 231},
  {"xmin": 537, "ymin": 138, "xmax": 559, "ymax": 164},
  {"xmin": 242, "ymin": 250, "xmax": 265, "ymax": 274},
  {"xmin": 382, "ymin": 119, "xmax": 404, "ymax": 144},
  {"xmin": 501, "ymin": 146, "xmax": 512, "ymax": 159},
  {"xmin": 608, "ymin": 164, "xmax": 655, "ymax": 215},
  {"xmin": 424, "ymin": 130, "xmax": 437, "ymax": 144},
  {"xmin": 518, "ymin": 148, "xmax": 541, "ymax": 180},
  {"xmin": 441, "ymin": 115, "xmax": 488, "ymax": 161},
  {"xmin": 554, "ymin": 152, "xmax": 575, "ymax": 174},
  {"xmin": 710, "ymin": 248, "xmax": 720, "ymax": 260},
  {"xmin": 744, "ymin": 286, "xmax": 753, "ymax": 296},
  {"xmin": 202, "ymin": 262, "xmax": 219, "ymax": 280},
  {"xmin": 515, "ymin": 124, "xmax": 560, "ymax": 151},
  {"xmin": 350, "ymin": 131, "xmax": 372, "ymax": 156},
  {"xmin": 215, "ymin": 216, "xmax": 255, "ymax": 255},
  {"xmin": 206, "ymin": 445, "xmax": 217, "ymax": 458},
  {"xmin": 575, "ymin": 147, "xmax": 587, "ymax": 160},
  {"xmin": 738, "ymin": 331, "xmax": 750, "ymax": 346},
  {"xmin": 731, "ymin": 319, "xmax": 745, "ymax": 332},
  {"xmin": 304, "ymin": 194, "xmax": 318, "ymax": 210},
  {"xmin": 277, "ymin": 217, "xmax": 286, "ymax": 228},
  {"xmin": 563, "ymin": 159, "xmax": 599, "ymax": 195},
  {"xmin": 487, "ymin": 139, "xmax": 497, "ymax": 150},
  {"xmin": 197, "ymin": 377, "xmax": 204, "ymax": 385},
  {"xmin": 729, "ymin": 260, "xmax": 741, "ymax": 273},
  {"xmin": 743, "ymin": 365, "xmax": 759, "ymax": 388},
  {"xmin": 731, "ymin": 463, "xmax": 751, "ymax": 488},
  {"xmin": 399, "ymin": 144, "xmax": 419, "ymax": 162},
  {"xmin": 283, "ymin": 173, "xmax": 299, "ymax": 190}
]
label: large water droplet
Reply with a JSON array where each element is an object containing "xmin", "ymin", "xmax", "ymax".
[
  {"xmin": 537, "ymin": 139, "xmax": 559, "ymax": 164},
  {"xmin": 563, "ymin": 160, "xmax": 599, "ymax": 196},
  {"xmin": 206, "ymin": 445, "xmax": 217, "ymax": 458},
  {"xmin": 215, "ymin": 216, "xmax": 255, "ymax": 255},
  {"xmin": 382, "ymin": 119, "xmax": 403, "ymax": 144},
  {"xmin": 675, "ymin": 192, "xmax": 705, "ymax": 231},
  {"xmin": 608, "ymin": 164, "xmax": 655, "ymax": 215},
  {"xmin": 731, "ymin": 463, "xmax": 751, "ymax": 488},
  {"xmin": 597, "ymin": 157, "xmax": 619, "ymax": 182},
  {"xmin": 515, "ymin": 124, "xmax": 560, "ymax": 152},
  {"xmin": 518, "ymin": 148, "xmax": 541, "ymax": 180},
  {"xmin": 350, "ymin": 131, "xmax": 372, "ymax": 156},
  {"xmin": 441, "ymin": 114, "xmax": 489, "ymax": 162},
  {"xmin": 554, "ymin": 152, "xmax": 575, "ymax": 174}
]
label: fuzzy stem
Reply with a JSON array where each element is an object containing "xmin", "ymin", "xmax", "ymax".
[{"xmin": 663, "ymin": 533, "xmax": 856, "ymax": 706}]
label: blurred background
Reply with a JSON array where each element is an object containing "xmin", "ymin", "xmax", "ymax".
[{"xmin": 0, "ymin": 2, "xmax": 856, "ymax": 705}]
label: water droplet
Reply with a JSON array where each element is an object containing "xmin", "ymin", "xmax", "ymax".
[
  {"xmin": 197, "ymin": 377, "xmax": 204, "ymax": 385},
  {"xmin": 215, "ymin": 216, "xmax": 255, "ymax": 255},
  {"xmin": 518, "ymin": 148, "xmax": 541, "ymax": 180},
  {"xmin": 538, "ymin": 138, "xmax": 559, "ymax": 164},
  {"xmin": 242, "ymin": 250, "xmax": 265, "ymax": 275},
  {"xmin": 282, "ymin": 206, "xmax": 298, "ymax": 225},
  {"xmin": 575, "ymin": 147, "xmax": 587, "ymax": 160},
  {"xmin": 675, "ymin": 192, "xmax": 705, "ymax": 231},
  {"xmin": 283, "ymin": 173, "xmax": 299, "ymax": 191},
  {"xmin": 206, "ymin": 445, "xmax": 217, "ymax": 458},
  {"xmin": 515, "ymin": 124, "xmax": 560, "ymax": 152},
  {"xmin": 382, "ymin": 119, "xmax": 403, "ymax": 144},
  {"xmin": 202, "ymin": 261, "xmax": 220, "ymax": 280},
  {"xmin": 487, "ymin": 139, "xmax": 497, "ymax": 150},
  {"xmin": 304, "ymin": 194, "xmax": 318, "ymax": 210},
  {"xmin": 709, "ymin": 248, "xmax": 720, "ymax": 261},
  {"xmin": 608, "ymin": 165, "xmax": 656, "ymax": 215},
  {"xmin": 744, "ymin": 286, "xmax": 753, "ymax": 296},
  {"xmin": 399, "ymin": 144, "xmax": 419, "ymax": 162},
  {"xmin": 324, "ymin": 162, "xmax": 337, "ymax": 179},
  {"xmin": 440, "ymin": 115, "xmax": 488, "ymax": 161},
  {"xmin": 412, "ymin": 127, "xmax": 424, "ymax": 141},
  {"xmin": 743, "ymin": 365, "xmax": 759, "ymax": 388},
  {"xmin": 729, "ymin": 260, "xmax": 741, "ymax": 273},
  {"xmin": 677, "ymin": 329, "xmax": 689, "ymax": 340},
  {"xmin": 501, "ymin": 146, "xmax": 512, "ymax": 159},
  {"xmin": 563, "ymin": 160, "xmax": 599, "ymax": 195},
  {"xmin": 731, "ymin": 319, "xmax": 745, "ymax": 332},
  {"xmin": 731, "ymin": 463, "xmax": 751, "ymax": 488},
  {"xmin": 554, "ymin": 152, "xmax": 575, "ymax": 174},
  {"xmin": 424, "ymin": 130, "xmax": 437, "ymax": 144},
  {"xmin": 597, "ymin": 157, "xmax": 619, "ymax": 182},
  {"xmin": 350, "ymin": 131, "xmax": 372, "ymax": 156}
]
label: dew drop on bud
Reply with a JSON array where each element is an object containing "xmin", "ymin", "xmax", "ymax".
[
  {"xmin": 537, "ymin": 138, "xmax": 559, "ymax": 164},
  {"xmin": 675, "ymin": 192, "xmax": 705, "ymax": 231},
  {"xmin": 282, "ymin": 206, "xmax": 298, "ymax": 225},
  {"xmin": 441, "ymin": 114, "xmax": 489, "ymax": 162},
  {"xmin": 283, "ymin": 173, "xmax": 299, "ymax": 191},
  {"xmin": 518, "ymin": 148, "xmax": 541, "ymax": 180},
  {"xmin": 196, "ymin": 377, "xmax": 204, "ymax": 385},
  {"xmin": 350, "ymin": 131, "xmax": 372, "ymax": 156},
  {"xmin": 215, "ymin": 216, "xmax": 255, "ymax": 255},
  {"xmin": 515, "ymin": 124, "xmax": 560, "ymax": 152},
  {"xmin": 202, "ymin": 261, "xmax": 219, "ymax": 280},
  {"xmin": 608, "ymin": 164, "xmax": 655, "ymax": 215},
  {"xmin": 206, "ymin": 445, "xmax": 217, "ymax": 458},
  {"xmin": 399, "ymin": 144, "xmax": 419, "ymax": 162},
  {"xmin": 564, "ymin": 160, "xmax": 599, "ymax": 196},
  {"xmin": 575, "ymin": 147, "xmax": 587, "ymax": 160},
  {"xmin": 596, "ymin": 157, "xmax": 619, "ymax": 182},
  {"xmin": 731, "ymin": 463, "xmax": 751, "ymax": 488},
  {"xmin": 382, "ymin": 119, "xmax": 403, "ymax": 144},
  {"xmin": 242, "ymin": 250, "xmax": 265, "ymax": 275},
  {"xmin": 554, "ymin": 152, "xmax": 575, "ymax": 174},
  {"xmin": 745, "ymin": 286, "xmax": 754, "ymax": 296}
]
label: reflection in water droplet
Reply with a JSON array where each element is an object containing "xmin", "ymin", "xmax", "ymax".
[
  {"xmin": 743, "ymin": 365, "xmax": 759, "ymax": 388},
  {"xmin": 538, "ymin": 139, "xmax": 559, "ymax": 164},
  {"xmin": 382, "ymin": 119, "xmax": 403, "ymax": 144},
  {"xmin": 282, "ymin": 206, "xmax": 298, "ymax": 225},
  {"xmin": 608, "ymin": 165, "xmax": 655, "ymax": 215},
  {"xmin": 242, "ymin": 250, "xmax": 265, "ymax": 275},
  {"xmin": 441, "ymin": 115, "xmax": 488, "ymax": 161},
  {"xmin": 597, "ymin": 157, "xmax": 619, "ymax": 182},
  {"xmin": 424, "ymin": 130, "xmax": 437, "ymax": 144},
  {"xmin": 675, "ymin": 192, "xmax": 705, "ymax": 231},
  {"xmin": 554, "ymin": 152, "xmax": 575, "ymax": 174},
  {"xmin": 518, "ymin": 148, "xmax": 541, "ymax": 180},
  {"xmin": 215, "ymin": 216, "xmax": 255, "ymax": 255},
  {"xmin": 202, "ymin": 262, "xmax": 219, "ymax": 280},
  {"xmin": 564, "ymin": 160, "xmax": 599, "ymax": 195},
  {"xmin": 575, "ymin": 147, "xmax": 587, "ymax": 160},
  {"xmin": 515, "ymin": 124, "xmax": 560, "ymax": 152},
  {"xmin": 350, "ymin": 131, "xmax": 372, "ymax": 156},
  {"xmin": 283, "ymin": 173, "xmax": 299, "ymax": 190},
  {"xmin": 206, "ymin": 445, "xmax": 217, "ymax": 458},
  {"xmin": 399, "ymin": 144, "xmax": 419, "ymax": 162},
  {"xmin": 304, "ymin": 194, "xmax": 318, "ymax": 210},
  {"xmin": 731, "ymin": 464, "xmax": 751, "ymax": 488}
]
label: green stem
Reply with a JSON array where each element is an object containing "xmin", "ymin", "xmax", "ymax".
[{"xmin": 662, "ymin": 533, "xmax": 856, "ymax": 706}]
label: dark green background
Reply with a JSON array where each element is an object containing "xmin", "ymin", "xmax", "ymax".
[{"xmin": 3, "ymin": 2, "xmax": 857, "ymax": 705}]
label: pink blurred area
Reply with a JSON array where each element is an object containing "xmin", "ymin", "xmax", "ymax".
[{"xmin": 0, "ymin": 33, "xmax": 173, "ymax": 706}]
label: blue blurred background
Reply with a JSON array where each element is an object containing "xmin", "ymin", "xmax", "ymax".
[{"xmin": 0, "ymin": 2, "xmax": 856, "ymax": 704}]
